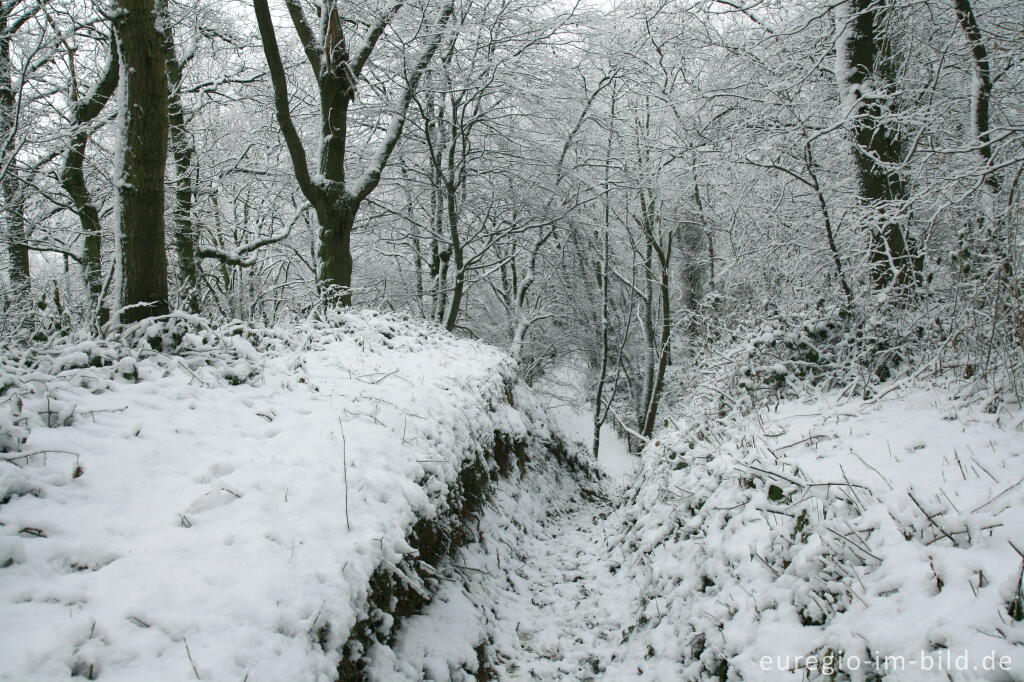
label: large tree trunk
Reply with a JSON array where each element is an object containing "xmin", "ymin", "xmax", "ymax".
[
  {"xmin": 318, "ymin": 196, "xmax": 356, "ymax": 306},
  {"xmin": 1, "ymin": 8, "xmax": 28, "ymax": 294},
  {"xmin": 158, "ymin": 0, "xmax": 199, "ymax": 312},
  {"xmin": 838, "ymin": 0, "xmax": 922, "ymax": 293},
  {"xmin": 114, "ymin": 0, "xmax": 170, "ymax": 323}
]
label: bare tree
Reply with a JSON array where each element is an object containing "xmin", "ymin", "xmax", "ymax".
[{"xmin": 253, "ymin": 0, "xmax": 453, "ymax": 306}]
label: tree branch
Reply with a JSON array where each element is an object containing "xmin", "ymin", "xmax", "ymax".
[
  {"xmin": 71, "ymin": 35, "xmax": 119, "ymax": 124},
  {"xmin": 351, "ymin": 0, "xmax": 454, "ymax": 202},
  {"xmin": 253, "ymin": 0, "xmax": 319, "ymax": 204},
  {"xmin": 283, "ymin": 0, "xmax": 321, "ymax": 78},
  {"xmin": 351, "ymin": 0, "xmax": 405, "ymax": 80}
]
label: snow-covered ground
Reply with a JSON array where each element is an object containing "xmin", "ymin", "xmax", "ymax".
[
  {"xmin": 375, "ymin": 380, "xmax": 1024, "ymax": 681},
  {"xmin": 0, "ymin": 311, "xmax": 549, "ymax": 682},
  {"xmin": 5, "ymin": 316, "xmax": 1021, "ymax": 682},
  {"xmin": 607, "ymin": 384, "xmax": 1024, "ymax": 680},
  {"xmin": 367, "ymin": 361, "xmax": 638, "ymax": 680},
  {"xmin": 367, "ymin": 432, "xmax": 631, "ymax": 681}
]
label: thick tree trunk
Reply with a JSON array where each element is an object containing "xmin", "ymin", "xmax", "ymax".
[
  {"xmin": 114, "ymin": 0, "xmax": 170, "ymax": 323},
  {"xmin": 1, "ymin": 10, "xmax": 28, "ymax": 293},
  {"xmin": 838, "ymin": 0, "xmax": 922, "ymax": 293},
  {"xmin": 318, "ymin": 196, "xmax": 356, "ymax": 306}
]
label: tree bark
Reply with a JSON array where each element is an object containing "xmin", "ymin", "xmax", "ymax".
[
  {"xmin": 838, "ymin": 0, "xmax": 922, "ymax": 294},
  {"xmin": 114, "ymin": 0, "xmax": 170, "ymax": 323},
  {"xmin": 1, "ymin": 7, "xmax": 28, "ymax": 294},
  {"xmin": 61, "ymin": 39, "xmax": 119, "ymax": 305},
  {"xmin": 157, "ymin": 0, "xmax": 199, "ymax": 312}
]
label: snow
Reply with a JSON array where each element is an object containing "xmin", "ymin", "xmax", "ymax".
[
  {"xmin": 365, "ymin": 432, "xmax": 630, "ymax": 680},
  {"xmin": 5, "ymin": 313, "xmax": 1022, "ymax": 682},
  {"xmin": 606, "ymin": 383, "xmax": 1024, "ymax": 680},
  {"xmin": 531, "ymin": 362, "xmax": 636, "ymax": 483},
  {"xmin": 0, "ymin": 311, "xmax": 545, "ymax": 682}
]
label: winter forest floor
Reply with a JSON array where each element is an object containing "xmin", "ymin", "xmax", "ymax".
[
  {"xmin": 3, "ymin": 315, "xmax": 1023, "ymax": 681},
  {"xmin": 367, "ymin": 360, "xmax": 643, "ymax": 680},
  {"xmin": 377, "ymin": 367, "xmax": 1024, "ymax": 681}
]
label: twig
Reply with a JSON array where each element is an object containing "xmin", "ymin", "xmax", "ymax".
[
  {"xmin": 2, "ymin": 449, "xmax": 80, "ymax": 466},
  {"xmin": 184, "ymin": 638, "xmax": 201, "ymax": 679},
  {"xmin": 908, "ymin": 491, "xmax": 960, "ymax": 547},
  {"xmin": 753, "ymin": 551, "xmax": 780, "ymax": 577},
  {"xmin": 828, "ymin": 528, "xmax": 882, "ymax": 562},
  {"xmin": 357, "ymin": 369, "xmax": 399, "ymax": 384},
  {"xmin": 970, "ymin": 454, "xmax": 998, "ymax": 483},
  {"xmin": 338, "ymin": 417, "xmax": 351, "ymax": 532},
  {"xmin": 839, "ymin": 464, "xmax": 866, "ymax": 512},
  {"xmin": 775, "ymin": 434, "xmax": 830, "ymax": 451},
  {"xmin": 971, "ymin": 474, "xmax": 1024, "ymax": 513},
  {"xmin": 451, "ymin": 564, "xmax": 488, "ymax": 574},
  {"xmin": 852, "ymin": 451, "xmax": 893, "ymax": 490}
]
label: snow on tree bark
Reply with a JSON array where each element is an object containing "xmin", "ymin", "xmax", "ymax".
[{"xmin": 113, "ymin": 0, "xmax": 170, "ymax": 323}]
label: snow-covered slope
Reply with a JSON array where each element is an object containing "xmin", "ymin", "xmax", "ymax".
[
  {"xmin": 609, "ymin": 386, "xmax": 1024, "ymax": 680},
  {"xmin": 0, "ymin": 311, "xmax": 555, "ymax": 682}
]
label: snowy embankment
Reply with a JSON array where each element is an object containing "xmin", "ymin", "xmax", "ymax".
[
  {"xmin": 608, "ymin": 386, "xmax": 1024, "ymax": 680},
  {"xmin": 367, "ymin": 361, "xmax": 633, "ymax": 680},
  {"xmin": 0, "ymin": 311, "xmax": 569, "ymax": 681}
]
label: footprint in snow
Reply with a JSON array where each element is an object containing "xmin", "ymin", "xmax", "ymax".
[{"xmin": 185, "ymin": 488, "xmax": 241, "ymax": 514}]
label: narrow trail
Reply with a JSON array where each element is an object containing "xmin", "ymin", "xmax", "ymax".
[
  {"xmin": 376, "ymin": 364, "xmax": 641, "ymax": 680},
  {"xmin": 487, "ymin": 367, "xmax": 640, "ymax": 679},
  {"xmin": 376, "ymin": 452, "xmax": 638, "ymax": 681},
  {"xmin": 494, "ymin": 488, "xmax": 630, "ymax": 680}
]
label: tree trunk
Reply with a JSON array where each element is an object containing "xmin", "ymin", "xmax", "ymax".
[
  {"xmin": 805, "ymin": 143, "xmax": 854, "ymax": 304},
  {"xmin": 158, "ymin": 0, "xmax": 199, "ymax": 312},
  {"xmin": 953, "ymin": 0, "xmax": 995, "ymax": 188},
  {"xmin": 641, "ymin": 250, "xmax": 671, "ymax": 439},
  {"xmin": 61, "ymin": 40, "xmax": 119, "ymax": 306},
  {"xmin": 838, "ymin": 0, "xmax": 922, "ymax": 293},
  {"xmin": 592, "ymin": 227, "xmax": 611, "ymax": 459},
  {"xmin": 318, "ymin": 196, "xmax": 356, "ymax": 306},
  {"xmin": 1, "ymin": 9, "xmax": 28, "ymax": 294},
  {"xmin": 442, "ymin": 180, "xmax": 463, "ymax": 332},
  {"xmin": 114, "ymin": 0, "xmax": 170, "ymax": 323}
]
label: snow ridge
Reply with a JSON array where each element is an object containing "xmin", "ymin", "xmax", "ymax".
[{"xmin": 0, "ymin": 311, "xmax": 557, "ymax": 682}]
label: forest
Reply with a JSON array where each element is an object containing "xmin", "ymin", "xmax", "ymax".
[
  {"xmin": 1, "ymin": 0, "xmax": 1023, "ymax": 439},
  {"xmin": 1, "ymin": 0, "xmax": 1023, "ymax": 679}
]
